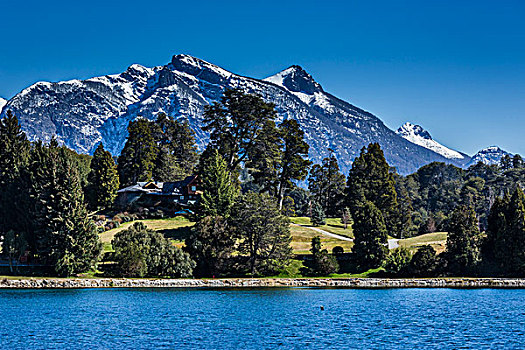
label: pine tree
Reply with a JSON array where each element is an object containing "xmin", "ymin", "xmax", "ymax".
[
  {"xmin": 198, "ymin": 150, "xmax": 238, "ymax": 218},
  {"xmin": 345, "ymin": 143, "xmax": 400, "ymax": 237},
  {"xmin": 85, "ymin": 143, "xmax": 119, "ymax": 210},
  {"xmin": 152, "ymin": 113, "xmax": 198, "ymax": 181},
  {"xmin": 310, "ymin": 201, "xmax": 326, "ymax": 226},
  {"xmin": 352, "ymin": 200, "xmax": 388, "ymax": 270},
  {"xmin": 0, "ymin": 111, "xmax": 30, "ymax": 238},
  {"xmin": 26, "ymin": 142, "xmax": 102, "ymax": 276},
  {"xmin": 445, "ymin": 205, "xmax": 480, "ymax": 275},
  {"xmin": 276, "ymin": 119, "xmax": 311, "ymax": 209},
  {"xmin": 117, "ymin": 118, "xmax": 158, "ymax": 187},
  {"xmin": 308, "ymin": 151, "xmax": 346, "ymax": 217},
  {"xmin": 203, "ymin": 89, "xmax": 278, "ymax": 172}
]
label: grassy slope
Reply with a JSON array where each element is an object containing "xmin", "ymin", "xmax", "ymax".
[
  {"xmin": 99, "ymin": 217, "xmax": 195, "ymax": 252},
  {"xmin": 290, "ymin": 225, "xmax": 353, "ymax": 254},
  {"xmin": 289, "ymin": 217, "xmax": 354, "ymax": 238},
  {"xmin": 398, "ymin": 232, "xmax": 448, "ymax": 254}
]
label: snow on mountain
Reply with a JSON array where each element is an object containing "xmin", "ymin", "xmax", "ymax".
[
  {"xmin": 396, "ymin": 122, "xmax": 467, "ymax": 160},
  {"xmin": 467, "ymin": 146, "xmax": 512, "ymax": 166},
  {"xmin": 0, "ymin": 97, "xmax": 6, "ymax": 114},
  {"xmin": 1, "ymin": 54, "xmax": 465, "ymax": 175}
]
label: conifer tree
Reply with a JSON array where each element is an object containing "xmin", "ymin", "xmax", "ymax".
[
  {"xmin": 117, "ymin": 118, "xmax": 158, "ymax": 187},
  {"xmin": 26, "ymin": 141, "xmax": 102, "ymax": 276},
  {"xmin": 86, "ymin": 143, "xmax": 119, "ymax": 210},
  {"xmin": 308, "ymin": 152, "xmax": 346, "ymax": 216},
  {"xmin": 203, "ymin": 89, "xmax": 278, "ymax": 172},
  {"xmin": 152, "ymin": 113, "xmax": 198, "ymax": 181},
  {"xmin": 0, "ymin": 111, "xmax": 30, "ymax": 238},
  {"xmin": 445, "ymin": 205, "xmax": 480, "ymax": 275},
  {"xmin": 352, "ymin": 199, "xmax": 388, "ymax": 270},
  {"xmin": 275, "ymin": 119, "xmax": 311, "ymax": 209},
  {"xmin": 310, "ymin": 201, "xmax": 326, "ymax": 226},
  {"xmin": 198, "ymin": 150, "xmax": 238, "ymax": 218},
  {"xmin": 484, "ymin": 188, "xmax": 525, "ymax": 274},
  {"xmin": 345, "ymin": 143, "xmax": 400, "ymax": 237}
]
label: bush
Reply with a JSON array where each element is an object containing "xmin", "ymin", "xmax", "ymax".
[
  {"xmin": 384, "ymin": 247, "xmax": 412, "ymax": 276},
  {"xmin": 112, "ymin": 222, "xmax": 195, "ymax": 278},
  {"xmin": 409, "ymin": 245, "xmax": 438, "ymax": 277},
  {"xmin": 306, "ymin": 236, "xmax": 339, "ymax": 276},
  {"xmin": 332, "ymin": 246, "xmax": 344, "ymax": 255},
  {"xmin": 277, "ymin": 260, "xmax": 304, "ymax": 278}
]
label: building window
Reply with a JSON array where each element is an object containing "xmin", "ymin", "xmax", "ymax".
[
  {"xmin": 180, "ymin": 196, "xmax": 184, "ymax": 200},
  {"xmin": 191, "ymin": 186, "xmax": 196, "ymax": 191}
]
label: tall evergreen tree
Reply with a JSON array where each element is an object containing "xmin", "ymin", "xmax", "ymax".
[
  {"xmin": 117, "ymin": 118, "xmax": 158, "ymax": 187},
  {"xmin": 308, "ymin": 151, "xmax": 346, "ymax": 216},
  {"xmin": 484, "ymin": 188, "xmax": 525, "ymax": 274},
  {"xmin": 203, "ymin": 89, "xmax": 278, "ymax": 172},
  {"xmin": 445, "ymin": 205, "xmax": 480, "ymax": 275},
  {"xmin": 275, "ymin": 119, "xmax": 311, "ymax": 209},
  {"xmin": 0, "ymin": 111, "xmax": 30, "ymax": 239},
  {"xmin": 25, "ymin": 141, "xmax": 102, "ymax": 276},
  {"xmin": 198, "ymin": 150, "xmax": 238, "ymax": 218},
  {"xmin": 152, "ymin": 113, "xmax": 198, "ymax": 181},
  {"xmin": 85, "ymin": 143, "xmax": 119, "ymax": 210},
  {"xmin": 345, "ymin": 143, "xmax": 400, "ymax": 237},
  {"xmin": 352, "ymin": 199, "xmax": 388, "ymax": 270}
]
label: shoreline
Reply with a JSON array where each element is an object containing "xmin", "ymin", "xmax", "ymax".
[{"xmin": 1, "ymin": 277, "xmax": 525, "ymax": 289}]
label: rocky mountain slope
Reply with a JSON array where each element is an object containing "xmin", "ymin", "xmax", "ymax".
[
  {"xmin": 467, "ymin": 146, "xmax": 512, "ymax": 166},
  {"xmin": 396, "ymin": 122, "xmax": 470, "ymax": 165},
  {"xmin": 1, "ymin": 54, "xmax": 464, "ymax": 175}
]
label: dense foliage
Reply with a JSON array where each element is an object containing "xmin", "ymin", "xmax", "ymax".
[{"xmin": 112, "ymin": 222, "xmax": 195, "ymax": 278}]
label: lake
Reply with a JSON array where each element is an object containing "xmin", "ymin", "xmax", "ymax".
[{"xmin": 0, "ymin": 288, "xmax": 524, "ymax": 349}]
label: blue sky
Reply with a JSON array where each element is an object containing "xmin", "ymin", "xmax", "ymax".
[{"xmin": 1, "ymin": 0, "xmax": 524, "ymax": 156}]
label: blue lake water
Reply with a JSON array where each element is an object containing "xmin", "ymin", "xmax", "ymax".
[{"xmin": 0, "ymin": 288, "xmax": 524, "ymax": 349}]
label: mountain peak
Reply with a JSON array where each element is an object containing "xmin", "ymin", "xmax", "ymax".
[
  {"xmin": 397, "ymin": 122, "xmax": 433, "ymax": 140},
  {"xmin": 468, "ymin": 146, "xmax": 512, "ymax": 166},
  {"xmin": 396, "ymin": 122, "xmax": 466, "ymax": 160},
  {"xmin": 264, "ymin": 65, "xmax": 323, "ymax": 94}
]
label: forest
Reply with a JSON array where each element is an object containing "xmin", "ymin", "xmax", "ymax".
[{"xmin": 0, "ymin": 89, "xmax": 524, "ymax": 278}]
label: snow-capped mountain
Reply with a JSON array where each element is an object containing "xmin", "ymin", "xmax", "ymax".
[
  {"xmin": 1, "ymin": 54, "xmax": 464, "ymax": 175},
  {"xmin": 396, "ymin": 122, "xmax": 469, "ymax": 163},
  {"xmin": 467, "ymin": 146, "xmax": 512, "ymax": 167},
  {"xmin": 0, "ymin": 98, "xmax": 6, "ymax": 114}
]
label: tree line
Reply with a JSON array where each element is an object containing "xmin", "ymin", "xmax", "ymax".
[{"xmin": 1, "ymin": 88, "xmax": 524, "ymax": 278}]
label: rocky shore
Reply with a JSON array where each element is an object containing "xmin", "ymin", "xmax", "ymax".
[{"xmin": 1, "ymin": 277, "xmax": 525, "ymax": 289}]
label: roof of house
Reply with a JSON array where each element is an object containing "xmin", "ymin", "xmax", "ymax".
[{"xmin": 117, "ymin": 175, "xmax": 198, "ymax": 196}]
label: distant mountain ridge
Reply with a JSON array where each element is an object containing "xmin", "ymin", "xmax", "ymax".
[
  {"xmin": 396, "ymin": 122, "xmax": 470, "ymax": 164},
  {"xmin": 1, "ymin": 54, "xmax": 472, "ymax": 175},
  {"xmin": 467, "ymin": 146, "xmax": 512, "ymax": 167}
]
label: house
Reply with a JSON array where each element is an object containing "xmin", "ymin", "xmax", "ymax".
[{"xmin": 115, "ymin": 175, "xmax": 201, "ymax": 209}]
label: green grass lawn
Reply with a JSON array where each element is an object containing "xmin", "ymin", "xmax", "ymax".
[
  {"xmin": 398, "ymin": 232, "xmax": 448, "ymax": 254},
  {"xmin": 99, "ymin": 217, "xmax": 195, "ymax": 251},
  {"xmin": 290, "ymin": 224, "xmax": 354, "ymax": 254},
  {"xmin": 289, "ymin": 217, "xmax": 354, "ymax": 238}
]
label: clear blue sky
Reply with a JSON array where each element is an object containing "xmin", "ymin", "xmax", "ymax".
[{"xmin": 1, "ymin": 0, "xmax": 524, "ymax": 156}]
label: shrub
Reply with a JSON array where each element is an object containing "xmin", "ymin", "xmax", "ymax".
[
  {"xmin": 112, "ymin": 222, "xmax": 195, "ymax": 278},
  {"xmin": 332, "ymin": 246, "xmax": 344, "ymax": 255},
  {"xmin": 384, "ymin": 247, "xmax": 412, "ymax": 276},
  {"xmin": 409, "ymin": 245, "xmax": 438, "ymax": 277}
]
